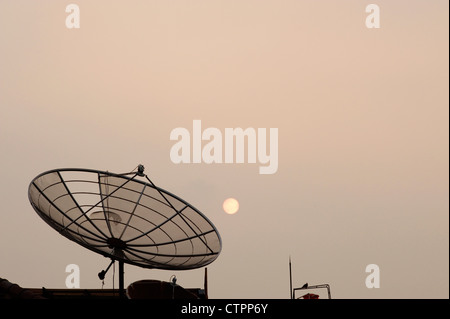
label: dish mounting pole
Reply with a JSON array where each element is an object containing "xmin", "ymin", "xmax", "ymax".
[
  {"xmin": 99, "ymin": 258, "xmax": 126, "ymax": 299},
  {"xmin": 118, "ymin": 260, "xmax": 125, "ymax": 299}
]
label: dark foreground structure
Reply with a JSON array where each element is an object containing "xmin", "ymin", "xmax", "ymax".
[{"xmin": 0, "ymin": 277, "xmax": 206, "ymax": 300}]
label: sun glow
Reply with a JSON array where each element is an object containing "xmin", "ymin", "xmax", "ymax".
[{"xmin": 223, "ymin": 198, "xmax": 239, "ymax": 215}]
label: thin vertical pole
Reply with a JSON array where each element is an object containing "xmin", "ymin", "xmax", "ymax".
[
  {"xmin": 289, "ymin": 256, "xmax": 293, "ymax": 299},
  {"xmin": 204, "ymin": 267, "xmax": 208, "ymax": 299},
  {"xmin": 119, "ymin": 260, "xmax": 125, "ymax": 299}
]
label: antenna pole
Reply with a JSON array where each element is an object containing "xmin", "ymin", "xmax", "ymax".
[
  {"xmin": 119, "ymin": 260, "xmax": 125, "ymax": 299},
  {"xmin": 289, "ymin": 256, "xmax": 293, "ymax": 299},
  {"xmin": 204, "ymin": 267, "xmax": 208, "ymax": 299}
]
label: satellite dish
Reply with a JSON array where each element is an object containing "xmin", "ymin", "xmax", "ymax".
[{"xmin": 28, "ymin": 165, "xmax": 222, "ymax": 297}]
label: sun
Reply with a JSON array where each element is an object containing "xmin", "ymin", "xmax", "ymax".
[{"xmin": 223, "ymin": 198, "xmax": 239, "ymax": 215}]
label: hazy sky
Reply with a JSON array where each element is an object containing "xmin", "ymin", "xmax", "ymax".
[{"xmin": 0, "ymin": 1, "xmax": 448, "ymax": 299}]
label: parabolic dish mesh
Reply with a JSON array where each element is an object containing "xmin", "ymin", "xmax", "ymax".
[{"xmin": 28, "ymin": 168, "xmax": 222, "ymax": 270}]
